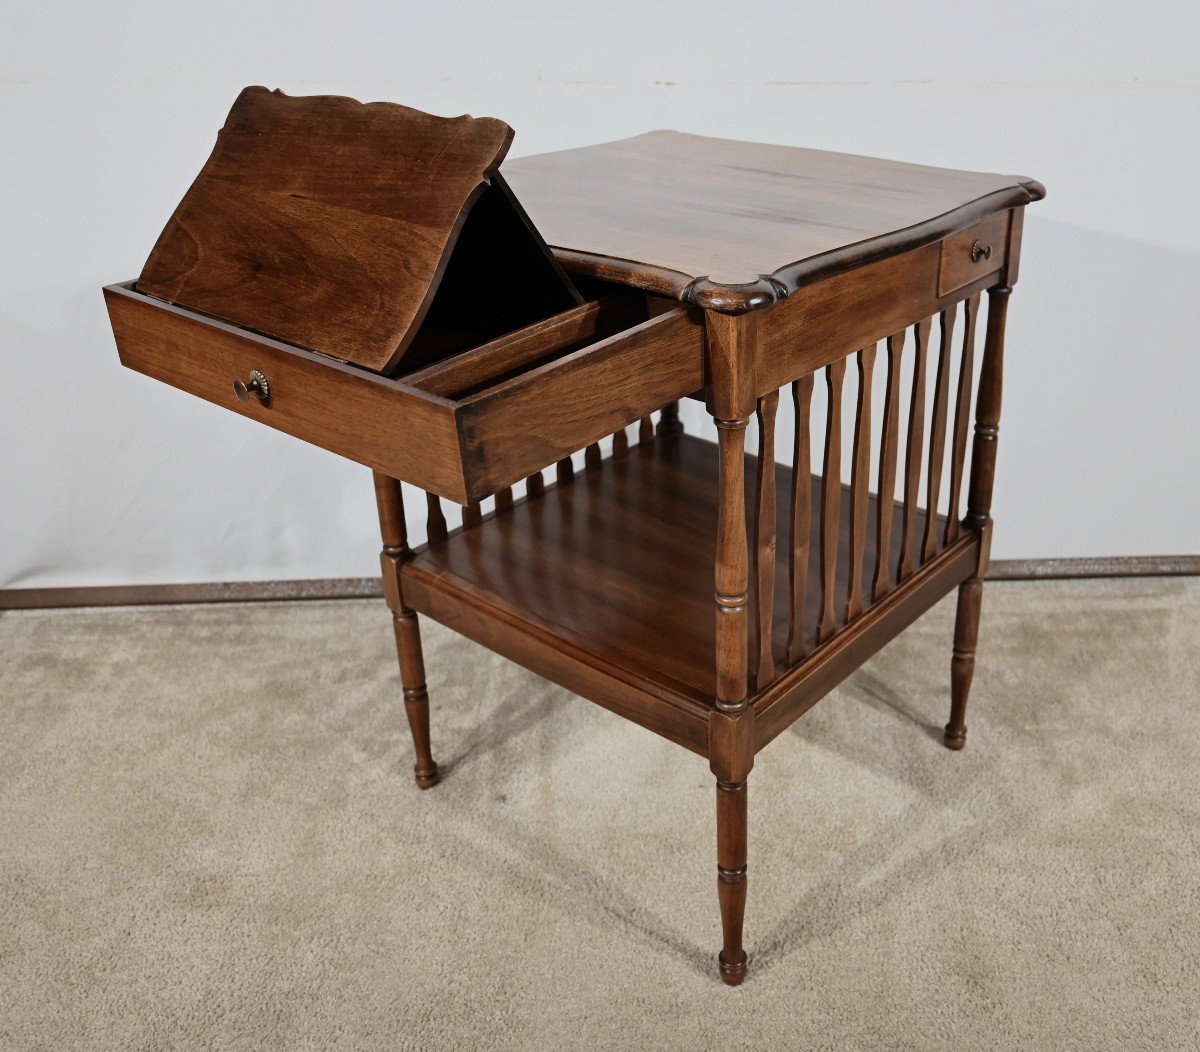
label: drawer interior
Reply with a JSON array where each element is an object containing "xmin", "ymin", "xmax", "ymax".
[
  {"xmin": 397, "ymin": 293, "xmax": 655, "ymax": 398},
  {"xmin": 105, "ymin": 282, "xmax": 704, "ymax": 506}
]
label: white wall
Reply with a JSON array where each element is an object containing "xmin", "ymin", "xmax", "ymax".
[{"xmin": 2, "ymin": 1, "xmax": 1196, "ymax": 588}]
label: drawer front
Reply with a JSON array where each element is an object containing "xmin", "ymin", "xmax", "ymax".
[
  {"xmin": 938, "ymin": 213, "xmax": 1009, "ymax": 296},
  {"xmin": 105, "ymin": 284, "xmax": 705, "ymax": 505},
  {"xmin": 104, "ymin": 284, "xmax": 468, "ymax": 500}
]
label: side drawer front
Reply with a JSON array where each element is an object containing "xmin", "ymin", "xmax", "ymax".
[
  {"xmin": 938, "ymin": 213, "xmax": 1009, "ymax": 296},
  {"xmin": 458, "ymin": 307, "xmax": 704, "ymax": 500},
  {"xmin": 104, "ymin": 285, "xmax": 469, "ymax": 502}
]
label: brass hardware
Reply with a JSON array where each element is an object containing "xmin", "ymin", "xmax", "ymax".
[
  {"xmin": 971, "ymin": 240, "xmax": 993, "ymax": 264},
  {"xmin": 233, "ymin": 369, "xmax": 270, "ymax": 406}
]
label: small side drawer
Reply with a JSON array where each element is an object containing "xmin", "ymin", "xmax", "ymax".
[
  {"xmin": 104, "ymin": 283, "xmax": 704, "ymax": 505},
  {"xmin": 937, "ymin": 213, "xmax": 1009, "ymax": 296}
]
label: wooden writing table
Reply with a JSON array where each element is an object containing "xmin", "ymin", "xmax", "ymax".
[{"xmin": 105, "ymin": 88, "xmax": 1044, "ymax": 985}]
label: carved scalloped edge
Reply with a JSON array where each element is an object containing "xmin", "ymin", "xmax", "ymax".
[
  {"xmin": 551, "ymin": 182, "xmax": 1046, "ymax": 316},
  {"xmin": 1021, "ymin": 179, "xmax": 1047, "ymax": 202},
  {"xmin": 683, "ymin": 275, "xmax": 787, "ymax": 315}
]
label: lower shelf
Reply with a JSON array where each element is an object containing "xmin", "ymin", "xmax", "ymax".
[{"xmin": 403, "ymin": 432, "xmax": 976, "ymax": 755}]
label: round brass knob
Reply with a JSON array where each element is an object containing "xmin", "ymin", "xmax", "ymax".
[
  {"xmin": 233, "ymin": 369, "xmax": 270, "ymax": 406},
  {"xmin": 971, "ymin": 240, "xmax": 993, "ymax": 264}
]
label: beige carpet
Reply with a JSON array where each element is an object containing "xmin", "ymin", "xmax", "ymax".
[{"xmin": 1, "ymin": 578, "xmax": 1197, "ymax": 1050}]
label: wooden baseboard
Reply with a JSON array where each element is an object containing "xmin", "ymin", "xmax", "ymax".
[
  {"xmin": 2, "ymin": 556, "xmax": 1196, "ymax": 611},
  {"xmin": 0, "ymin": 577, "xmax": 384, "ymax": 611},
  {"xmin": 986, "ymin": 555, "xmax": 1200, "ymax": 581}
]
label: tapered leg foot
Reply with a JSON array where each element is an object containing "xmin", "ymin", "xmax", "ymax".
[
  {"xmin": 718, "ymin": 948, "xmax": 748, "ymax": 986},
  {"xmin": 945, "ymin": 578, "xmax": 982, "ymax": 750},
  {"xmin": 716, "ymin": 778, "xmax": 749, "ymax": 985},
  {"xmin": 404, "ymin": 685, "xmax": 440, "ymax": 788},
  {"xmin": 394, "ymin": 610, "xmax": 439, "ymax": 789}
]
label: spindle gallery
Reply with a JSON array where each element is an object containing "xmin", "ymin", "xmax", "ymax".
[{"xmin": 104, "ymin": 87, "xmax": 1043, "ymax": 984}]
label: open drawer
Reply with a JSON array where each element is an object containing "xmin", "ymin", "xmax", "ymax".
[{"xmin": 103, "ymin": 283, "xmax": 704, "ymax": 505}]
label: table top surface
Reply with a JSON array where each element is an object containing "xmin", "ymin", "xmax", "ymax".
[{"xmin": 505, "ymin": 131, "xmax": 1043, "ymax": 304}]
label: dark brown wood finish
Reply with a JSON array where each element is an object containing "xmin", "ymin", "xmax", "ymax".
[
  {"xmin": 818, "ymin": 360, "xmax": 846, "ymax": 642},
  {"xmin": 373, "ymin": 472, "xmax": 439, "ymax": 789},
  {"xmin": 899, "ymin": 318, "xmax": 931, "ymax": 580},
  {"xmin": 924, "ymin": 308, "xmax": 956, "ymax": 561},
  {"xmin": 138, "ymin": 87, "xmax": 578, "ymax": 374},
  {"xmin": 506, "ymin": 131, "xmax": 1041, "ymax": 309},
  {"xmin": 847, "ymin": 347, "xmax": 876, "ymax": 621},
  {"xmin": 753, "ymin": 391, "xmax": 780, "ymax": 689},
  {"xmin": 107, "ymin": 104, "xmax": 1043, "ymax": 986},
  {"xmin": 786, "ymin": 375, "xmax": 815, "ymax": 665},
  {"xmin": 946, "ymin": 285, "xmax": 1011, "ymax": 749}
]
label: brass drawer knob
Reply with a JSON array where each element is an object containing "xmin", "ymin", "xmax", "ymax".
[
  {"xmin": 233, "ymin": 369, "xmax": 270, "ymax": 406},
  {"xmin": 971, "ymin": 240, "xmax": 993, "ymax": 264}
]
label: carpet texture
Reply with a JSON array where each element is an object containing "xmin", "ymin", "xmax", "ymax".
[{"xmin": 1, "ymin": 578, "xmax": 1197, "ymax": 1050}]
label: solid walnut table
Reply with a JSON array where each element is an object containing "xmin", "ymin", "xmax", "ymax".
[{"xmin": 105, "ymin": 88, "xmax": 1044, "ymax": 985}]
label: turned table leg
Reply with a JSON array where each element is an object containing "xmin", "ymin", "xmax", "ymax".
[
  {"xmin": 705, "ymin": 307, "xmax": 761, "ymax": 985},
  {"xmin": 711, "ymin": 414, "xmax": 753, "ymax": 986},
  {"xmin": 946, "ymin": 285, "xmax": 1010, "ymax": 750},
  {"xmin": 373, "ymin": 471, "xmax": 439, "ymax": 788}
]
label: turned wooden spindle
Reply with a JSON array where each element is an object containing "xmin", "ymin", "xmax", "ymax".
[
  {"xmin": 372, "ymin": 471, "xmax": 439, "ymax": 789},
  {"xmin": 556, "ymin": 456, "xmax": 576, "ymax": 485},
  {"xmin": 425, "ymin": 492, "xmax": 448, "ymax": 544},
  {"xmin": 639, "ymin": 416, "xmax": 655, "ymax": 445},
  {"xmin": 786, "ymin": 373, "xmax": 814, "ymax": 665},
  {"xmin": 525, "ymin": 470, "xmax": 545, "ymax": 499},
  {"xmin": 945, "ymin": 293, "xmax": 980, "ymax": 545},
  {"xmin": 846, "ymin": 346, "xmax": 876, "ymax": 621},
  {"xmin": 873, "ymin": 331, "xmax": 904, "ymax": 601},
  {"xmin": 706, "ymin": 309, "xmax": 755, "ymax": 987},
  {"xmin": 657, "ymin": 400, "xmax": 684, "ymax": 436},
  {"xmin": 585, "ymin": 442, "xmax": 603, "ymax": 471},
  {"xmin": 716, "ymin": 777, "xmax": 749, "ymax": 985},
  {"xmin": 899, "ymin": 317, "xmax": 931, "ymax": 580},
  {"xmin": 818, "ymin": 359, "xmax": 846, "ymax": 643},
  {"xmin": 495, "ymin": 486, "xmax": 514, "ymax": 512},
  {"xmin": 946, "ymin": 286, "xmax": 1011, "ymax": 750},
  {"xmin": 462, "ymin": 502, "xmax": 482, "ymax": 528},
  {"xmin": 923, "ymin": 306, "xmax": 955, "ymax": 562},
  {"xmin": 752, "ymin": 391, "xmax": 779, "ymax": 688}
]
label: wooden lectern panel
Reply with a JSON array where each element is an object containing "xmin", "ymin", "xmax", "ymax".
[{"xmin": 137, "ymin": 87, "xmax": 518, "ymax": 373}]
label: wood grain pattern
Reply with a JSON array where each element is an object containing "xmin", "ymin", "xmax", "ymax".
[
  {"xmin": 818, "ymin": 359, "xmax": 846, "ymax": 642},
  {"xmin": 786, "ymin": 374, "xmax": 814, "ymax": 665},
  {"xmin": 459, "ymin": 307, "xmax": 704, "ymax": 499},
  {"xmin": 398, "ymin": 295, "xmax": 646, "ymax": 395},
  {"xmin": 426, "ymin": 493, "xmax": 448, "ymax": 543},
  {"xmin": 104, "ymin": 283, "xmax": 469, "ymax": 502},
  {"xmin": 113, "ymin": 115, "xmax": 1045, "ymax": 986},
  {"xmin": 507, "ymin": 131, "xmax": 1040, "ymax": 306},
  {"xmin": 404, "ymin": 433, "xmax": 950, "ymax": 711},
  {"xmin": 923, "ymin": 308, "xmax": 955, "ymax": 561},
  {"xmin": 899, "ymin": 318, "xmax": 931, "ymax": 580},
  {"xmin": 373, "ymin": 472, "xmax": 439, "ymax": 788},
  {"xmin": 108, "ymin": 282, "xmax": 702, "ymax": 507},
  {"xmin": 945, "ymin": 294, "xmax": 980, "ymax": 544},
  {"xmin": 846, "ymin": 346, "xmax": 876, "ymax": 620},
  {"xmin": 138, "ymin": 87, "xmax": 522, "ymax": 373},
  {"xmin": 873, "ymin": 331, "xmax": 904, "ymax": 601},
  {"xmin": 753, "ymin": 391, "xmax": 780, "ymax": 688},
  {"xmin": 714, "ymin": 418, "xmax": 751, "ymax": 712},
  {"xmin": 938, "ymin": 213, "xmax": 1009, "ymax": 297}
]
